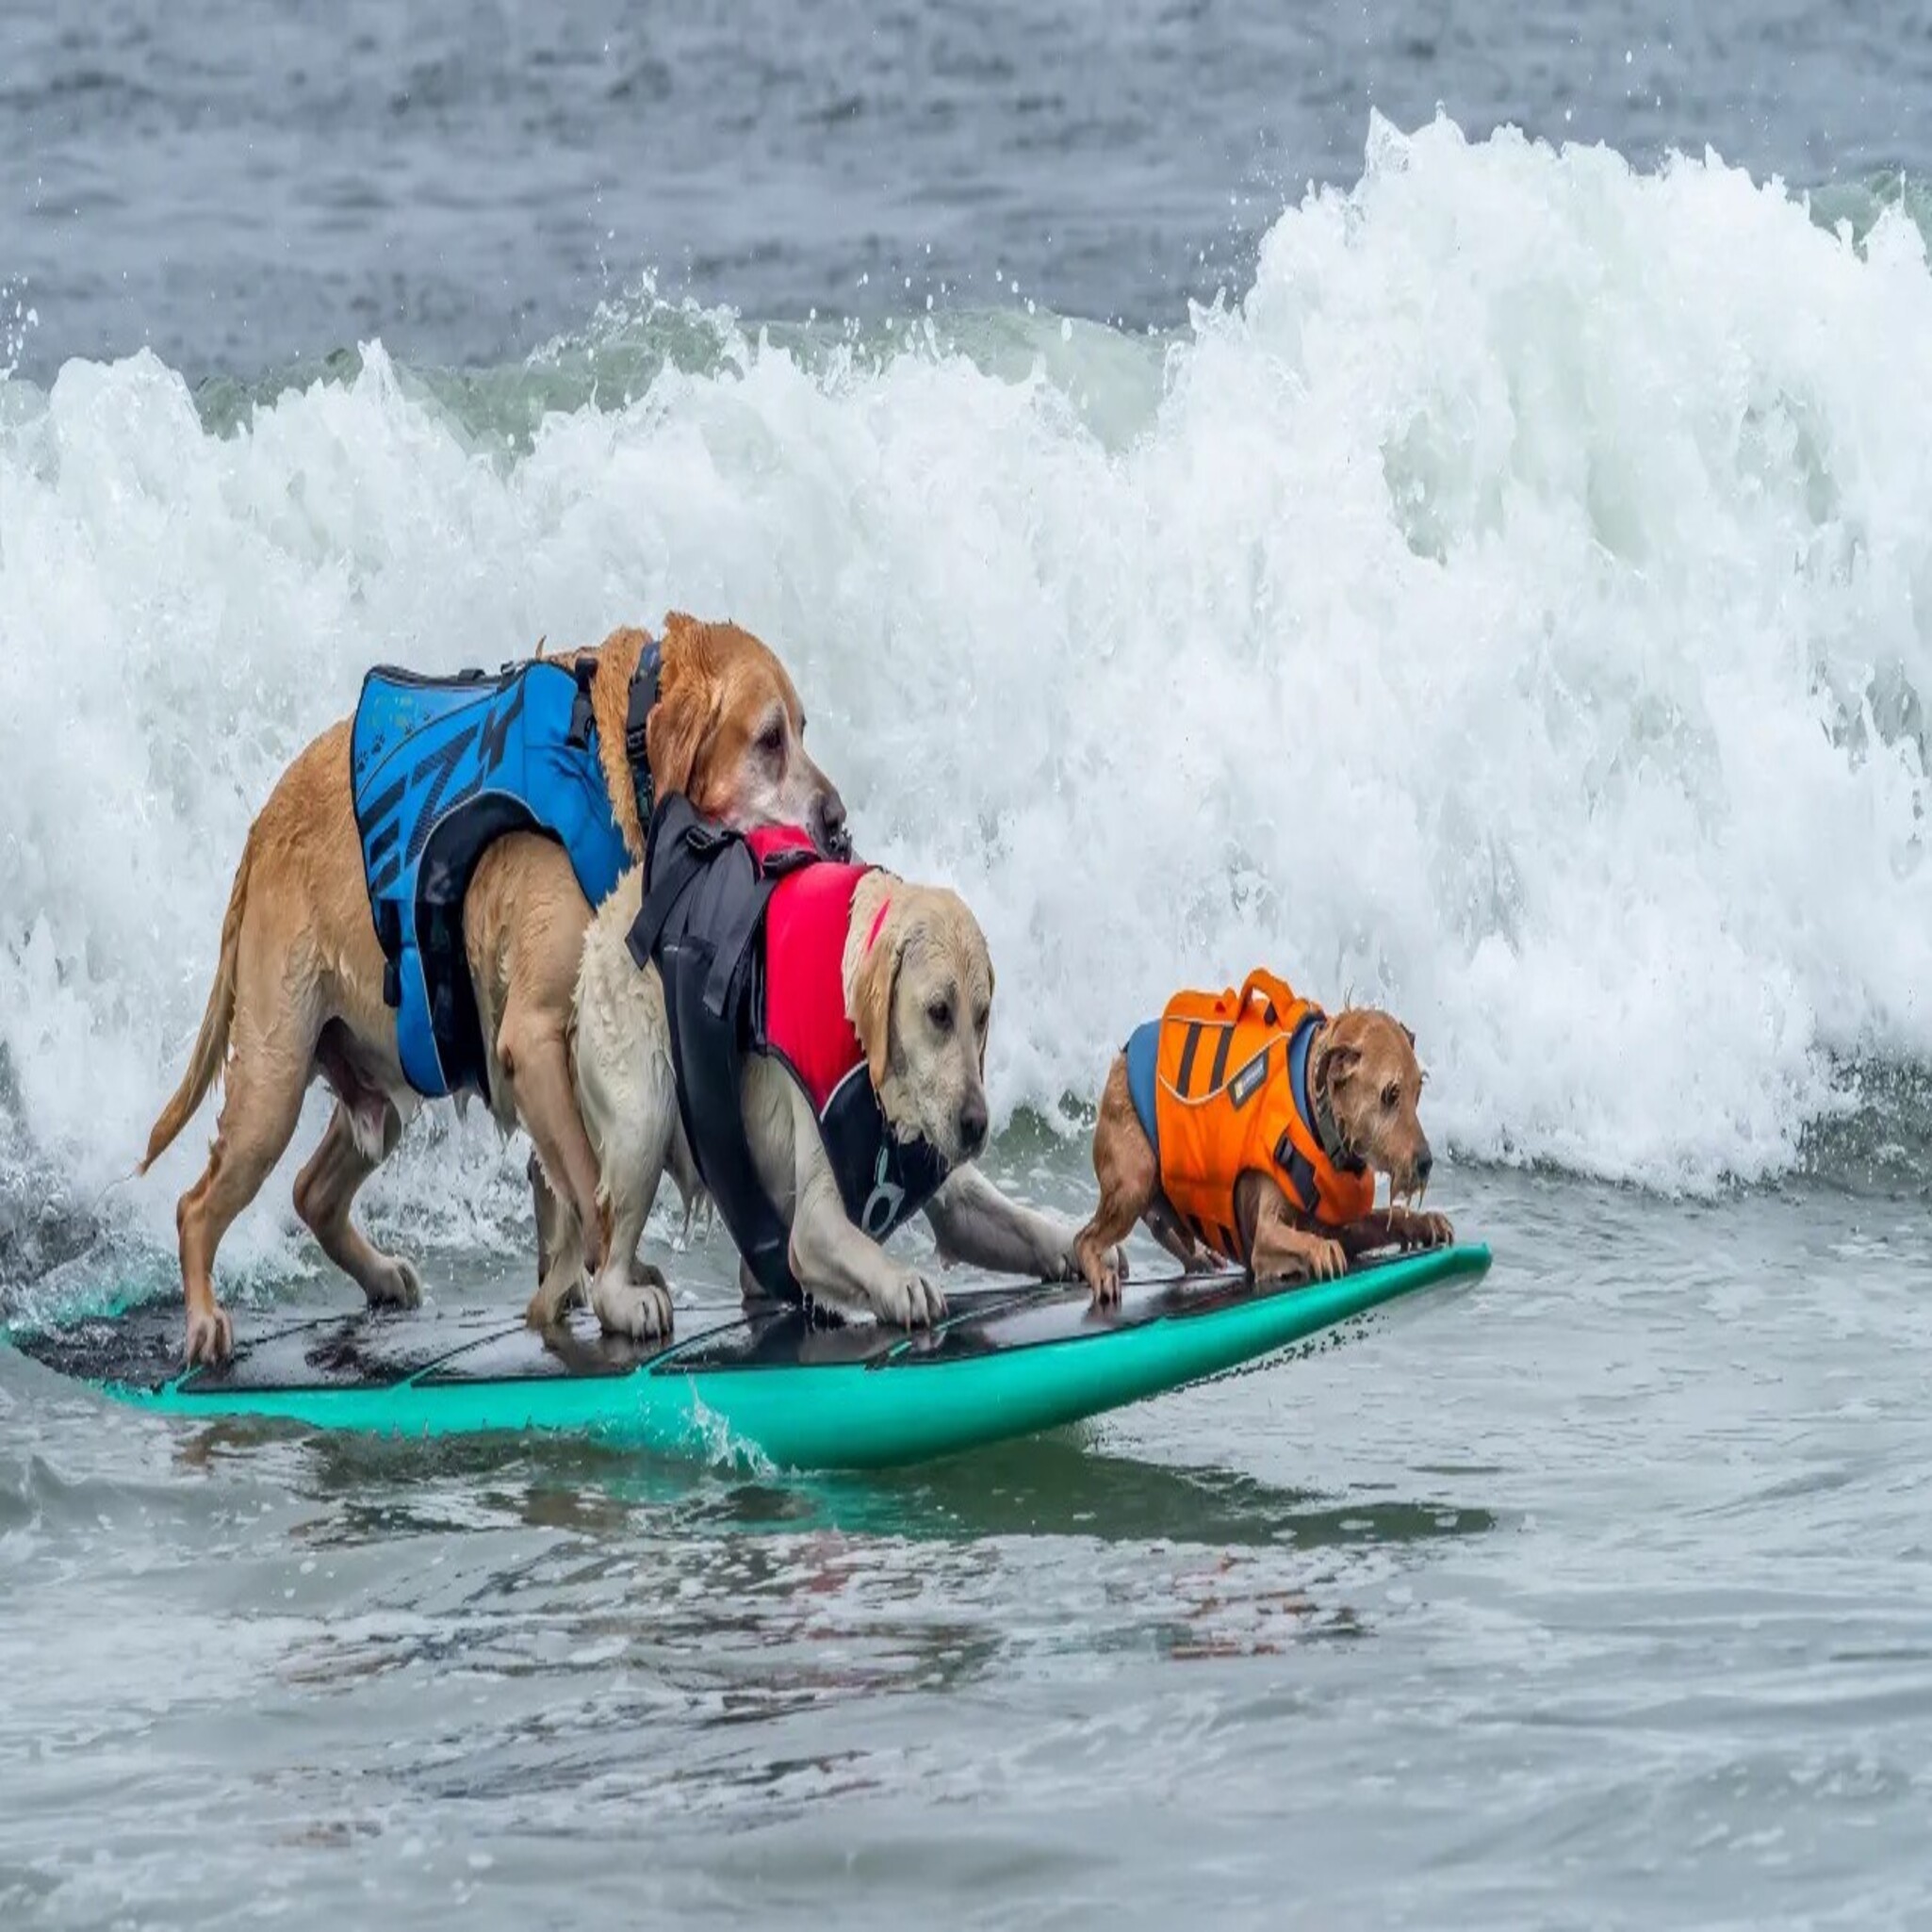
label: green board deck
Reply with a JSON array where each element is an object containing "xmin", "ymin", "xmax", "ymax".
[{"xmin": 7, "ymin": 1244, "xmax": 1491, "ymax": 1469}]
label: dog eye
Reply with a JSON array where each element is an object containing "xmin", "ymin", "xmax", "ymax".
[
  {"xmin": 759, "ymin": 721, "xmax": 785, "ymax": 758},
  {"xmin": 1382, "ymin": 1082, "xmax": 1400, "ymax": 1110},
  {"xmin": 927, "ymin": 1000, "xmax": 953, "ymax": 1033},
  {"xmin": 973, "ymin": 1007, "xmax": 989, "ymax": 1035}
]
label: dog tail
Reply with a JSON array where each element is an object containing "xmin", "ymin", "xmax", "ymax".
[{"xmin": 139, "ymin": 831, "xmax": 254, "ymax": 1173}]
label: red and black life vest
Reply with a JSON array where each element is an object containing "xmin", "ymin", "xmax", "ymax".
[{"xmin": 628, "ymin": 794, "xmax": 948, "ymax": 1303}]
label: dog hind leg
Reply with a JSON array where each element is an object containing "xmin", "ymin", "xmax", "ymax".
[
  {"xmin": 292, "ymin": 1099, "xmax": 421, "ymax": 1309},
  {"xmin": 1073, "ymin": 1055, "xmax": 1154, "ymax": 1306},
  {"xmin": 1142, "ymin": 1195, "xmax": 1214, "ymax": 1272},
  {"xmin": 499, "ymin": 1000, "xmax": 605, "ymax": 1329},
  {"xmin": 582, "ymin": 1092, "xmax": 675, "ymax": 1342},
  {"xmin": 174, "ymin": 984, "xmax": 319, "ymax": 1364}
]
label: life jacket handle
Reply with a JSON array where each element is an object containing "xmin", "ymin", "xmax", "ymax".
[{"xmin": 1233, "ymin": 968, "xmax": 1301, "ymax": 1028}]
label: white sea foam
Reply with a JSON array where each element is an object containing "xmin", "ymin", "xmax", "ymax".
[{"xmin": 3, "ymin": 116, "xmax": 1930, "ymax": 1279}]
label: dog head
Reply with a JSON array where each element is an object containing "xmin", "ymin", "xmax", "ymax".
[
  {"xmin": 1311, "ymin": 1007, "xmax": 1434, "ymax": 1204},
  {"xmin": 590, "ymin": 616, "xmax": 848, "ymax": 860},
  {"xmin": 846, "ymin": 876, "xmax": 993, "ymax": 1168}
]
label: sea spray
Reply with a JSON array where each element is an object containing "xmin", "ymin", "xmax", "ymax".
[{"xmin": 3, "ymin": 116, "xmax": 1929, "ymax": 1285}]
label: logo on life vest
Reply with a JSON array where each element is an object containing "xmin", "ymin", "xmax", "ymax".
[
  {"xmin": 860, "ymin": 1145, "xmax": 906, "ymax": 1237},
  {"xmin": 1226, "ymin": 1045, "xmax": 1269, "ymax": 1110}
]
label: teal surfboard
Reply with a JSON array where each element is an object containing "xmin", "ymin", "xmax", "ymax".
[{"xmin": 7, "ymin": 1245, "xmax": 1490, "ymax": 1469}]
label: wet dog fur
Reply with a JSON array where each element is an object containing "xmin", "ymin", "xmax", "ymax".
[
  {"xmin": 139, "ymin": 614, "xmax": 846, "ymax": 1363},
  {"xmin": 1073, "ymin": 1002, "xmax": 1452, "ymax": 1304},
  {"xmin": 551, "ymin": 865, "xmax": 1101, "ymax": 1334}
]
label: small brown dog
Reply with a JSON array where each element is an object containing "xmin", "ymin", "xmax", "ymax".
[
  {"xmin": 1073, "ymin": 970, "xmax": 1451, "ymax": 1303},
  {"xmin": 140, "ymin": 614, "xmax": 845, "ymax": 1364}
]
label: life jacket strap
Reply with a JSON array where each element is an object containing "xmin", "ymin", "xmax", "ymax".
[
  {"xmin": 624, "ymin": 640, "xmax": 663, "ymax": 829},
  {"xmin": 698, "ymin": 833, "xmax": 815, "ymax": 1019},
  {"xmin": 1306, "ymin": 1036, "xmax": 1365, "ymax": 1176},
  {"xmin": 565, "ymin": 657, "xmax": 597, "ymax": 749},
  {"xmin": 1236, "ymin": 968, "xmax": 1300, "ymax": 1028},
  {"xmin": 372, "ymin": 899, "xmax": 404, "ymax": 1010},
  {"xmin": 627, "ymin": 811, "xmax": 732, "ymax": 970}
]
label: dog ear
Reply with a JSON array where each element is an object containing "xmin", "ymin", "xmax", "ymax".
[
  {"xmin": 1400, "ymin": 1023, "xmax": 1416, "ymax": 1049},
  {"xmin": 851, "ymin": 903, "xmax": 908, "ymax": 1091},
  {"xmin": 646, "ymin": 641, "xmax": 722, "ymax": 805},
  {"xmin": 1322, "ymin": 1041, "xmax": 1362, "ymax": 1089},
  {"xmin": 979, "ymin": 958, "xmax": 994, "ymax": 1075},
  {"xmin": 584, "ymin": 627, "xmax": 664, "ymax": 856}
]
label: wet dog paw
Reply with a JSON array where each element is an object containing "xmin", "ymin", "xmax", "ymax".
[
  {"xmin": 876, "ymin": 1264, "xmax": 946, "ymax": 1329},
  {"xmin": 183, "ymin": 1301, "xmax": 234, "ymax": 1367},
  {"xmin": 1400, "ymin": 1212, "xmax": 1453, "ymax": 1250},
  {"xmin": 592, "ymin": 1269, "xmax": 674, "ymax": 1341},
  {"xmin": 368, "ymin": 1256, "xmax": 423, "ymax": 1310},
  {"xmin": 1307, "ymin": 1237, "xmax": 1348, "ymax": 1282},
  {"xmin": 1073, "ymin": 1232, "xmax": 1123, "ymax": 1306},
  {"xmin": 1040, "ymin": 1227, "xmax": 1095, "ymax": 1283}
]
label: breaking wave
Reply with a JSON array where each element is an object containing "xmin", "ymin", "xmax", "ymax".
[{"xmin": 5, "ymin": 114, "xmax": 1931, "ymax": 1285}]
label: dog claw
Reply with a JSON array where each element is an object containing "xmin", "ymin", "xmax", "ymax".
[
  {"xmin": 1073, "ymin": 1233, "xmax": 1123, "ymax": 1307},
  {"xmin": 1397, "ymin": 1211, "xmax": 1453, "ymax": 1251},
  {"xmin": 877, "ymin": 1266, "xmax": 945, "ymax": 1329},
  {"xmin": 184, "ymin": 1302, "xmax": 234, "ymax": 1367},
  {"xmin": 367, "ymin": 1256, "xmax": 423, "ymax": 1310},
  {"xmin": 592, "ymin": 1269, "xmax": 673, "ymax": 1341}
]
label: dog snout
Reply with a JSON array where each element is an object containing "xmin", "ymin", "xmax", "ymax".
[
  {"xmin": 1415, "ymin": 1144, "xmax": 1433, "ymax": 1186},
  {"xmin": 957, "ymin": 1092, "xmax": 989, "ymax": 1159},
  {"xmin": 813, "ymin": 784, "xmax": 851, "ymax": 860}
]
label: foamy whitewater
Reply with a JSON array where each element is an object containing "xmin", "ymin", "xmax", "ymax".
[{"xmin": 4, "ymin": 118, "xmax": 1930, "ymax": 1281}]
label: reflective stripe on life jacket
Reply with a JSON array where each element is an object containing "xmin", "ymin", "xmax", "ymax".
[
  {"xmin": 350, "ymin": 648, "xmax": 658, "ymax": 1100},
  {"xmin": 1126, "ymin": 968, "xmax": 1373, "ymax": 1262},
  {"xmin": 629, "ymin": 794, "xmax": 948, "ymax": 1304}
]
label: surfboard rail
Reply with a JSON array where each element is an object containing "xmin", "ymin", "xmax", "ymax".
[{"xmin": 7, "ymin": 1243, "xmax": 1492, "ymax": 1469}]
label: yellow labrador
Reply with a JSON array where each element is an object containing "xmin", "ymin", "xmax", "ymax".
[
  {"xmin": 552, "ymin": 859, "xmax": 1093, "ymax": 1333},
  {"xmin": 140, "ymin": 616, "xmax": 845, "ymax": 1363}
]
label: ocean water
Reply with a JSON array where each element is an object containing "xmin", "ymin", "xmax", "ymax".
[{"xmin": 4, "ymin": 4, "xmax": 1932, "ymax": 1926}]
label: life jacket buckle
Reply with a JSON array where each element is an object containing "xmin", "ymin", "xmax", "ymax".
[{"xmin": 753, "ymin": 843, "xmax": 815, "ymax": 879}]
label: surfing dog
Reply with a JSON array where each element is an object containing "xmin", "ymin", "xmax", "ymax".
[
  {"xmin": 548, "ymin": 810, "xmax": 1096, "ymax": 1334},
  {"xmin": 140, "ymin": 615, "xmax": 846, "ymax": 1365},
  {"xmin": 1073, "ymin": 969, "xmax": 1450, "ymax": 1303}
]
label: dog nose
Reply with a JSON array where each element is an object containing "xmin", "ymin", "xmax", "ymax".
[
  {"xmin": 958, "ymin": 1095, "xmax": 989, "ymax": 1157},
  {"xmin": 814, "ymin": 787, "xmax": 851, "ymax": 861},
  {"xmin": 1416, "ymin": 1147, "xmax": 1433, "ymax": 1185}
]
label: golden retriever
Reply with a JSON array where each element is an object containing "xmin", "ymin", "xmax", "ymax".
[
  {"xmin": 549, "ymin": 861, "xmax": 1096, "ymax": 1333},
  {"xmin": 139, "ymin": 615, "xmax": 844, "ymax": 1363},
  {"xmin": 1073, "ymin": 975, "xmax": 1452, "ymax": 1304}
]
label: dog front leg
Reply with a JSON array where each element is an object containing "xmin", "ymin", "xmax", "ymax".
[
  {"xmin": 766, "ymin": 1080, "xmax": 944, "ymax": 1329},
  {"xmin": 924, "ymin": 1167, "xmax": 1087, "ymax": 1282},
  {"xmin": 1243, "ymin": 1175, "xmax": 1347, "ymax": 1285},
  {"xmin": 787, "ymin": 1163, "xmax": 946, "ymax": 1328},
  {"xmin": 1334, "ymin": 1207, "xmax": 1454, "ymax": 1258}
]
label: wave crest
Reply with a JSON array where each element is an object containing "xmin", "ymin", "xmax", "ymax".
[{"xmin": 3, "ymin": 115, "xmax": 1929, "ymax": 1281}]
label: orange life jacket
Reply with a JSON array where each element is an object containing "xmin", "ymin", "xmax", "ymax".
[{"xmin": 1123, "ymin": 969, "xmax": 1375, "ymax": 1262}]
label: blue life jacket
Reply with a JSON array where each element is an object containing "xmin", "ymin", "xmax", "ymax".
[{"xmin": 350, "ymin": 651, "xmax": 657, "ymax": 1100}]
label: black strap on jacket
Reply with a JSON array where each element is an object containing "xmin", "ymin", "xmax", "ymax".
[
  {"xmin": 628, "ymin": 794, "xmax": 805, "ymax": 1301},
  {"xmin": 628, "ymin": 794, "xmax": 947, "ymax": 1306},
  {"xmin": 562, "ymin": 639, "xmax": 663, "ymax": 831},
  {"xmin": 624, "ymin": 640, "xmax": 663, "ymax": 830}
]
